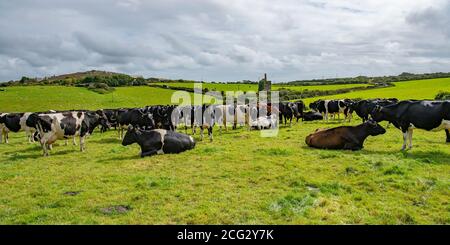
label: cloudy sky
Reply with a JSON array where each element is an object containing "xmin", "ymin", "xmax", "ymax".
[{"xmin": 0, "ymin": 0, "xmax": 449, "ymax": 82}]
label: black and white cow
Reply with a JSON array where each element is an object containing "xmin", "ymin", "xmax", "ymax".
[
  {"xmin": 27, "ymin": 110, "xmax": 109, "ymax": 156},
  {"xmin": 0, "ymin": 113, "xmax": 9, "ymax": 143},
  {"xmin": 121, "ymin": 126, "xmax": 196, "ymax": 157},
  {"xmin": 310, "ymin": 99, "xmax": 352, "ymax": 122},
  {"xmin": 370, "ymin": 100, "xmax": 450, "ymax": 150},
  {"xmin": 0, "ymin": 112, "xmax": 36, "ymax": 143},
  {"xmin": 116, "ymin": 108, "xmax": 155, "ymax": 139}
]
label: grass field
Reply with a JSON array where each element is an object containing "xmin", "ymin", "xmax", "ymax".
[
  {"xmin": 272, "ymin": 83, "xmax": 368, "ymax": 91},
  {"xmin": 0, "ymin": 78, "xmax": 449, "ymax": 224},
  {"xmin": 0, "ymin": 86, "xmax": 218, "ymax": 112},
  {"xmin": 154, "ymin": 82, "xmax": 368, "ymax": 92},
  {"xmin": 304, "ymin": 78, "xmax": 450, "ymax": 105},
  {"xmin": 0, "ymin": 120, "xmax": 448, "ymax": 224}
]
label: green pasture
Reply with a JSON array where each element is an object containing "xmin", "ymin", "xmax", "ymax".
[
  {"xmin": 0, "ymin": 86, "xmax": 218, "ymax": 112},
  {"xmin": 0, "ymin": 78, "xmax": 449, "ymax": 224},
  {"xmin": 153, "ymin": 82, "xmax": 368, "ymax": 92},
  {"xmin": 0, "ymin": 119, "xmax": 448, "ymax": 224},
  {"xmin": 303, "ymin": 78, "xmax": 450, "ymax": 105}
]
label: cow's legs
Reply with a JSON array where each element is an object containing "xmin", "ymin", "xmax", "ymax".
[
  {"xmin": 72, "ymin": 137, "xmax": 77, "ymax": 146},
  {"xmin": 141, "ymin": 149, "xmax": 158, "ymax": 158},
  {"xmin": 445, "ymin": 129, "xmax": 450, "ymax": 143},
  {"xmin": 80, "ymin": 136, "xmax": 86, "ymax": 152},
  {"xmin": 401, "ymin": 131, "xmax": 408, "ymax": 151},
  {"xmin": 208, "ymin": 127, "xmax": 213, "ymax": 142},
  {"xmin": 408, "ymin": 128, "xmax": 413, "ymax": 149}
]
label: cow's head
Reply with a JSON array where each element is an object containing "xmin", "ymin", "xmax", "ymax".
[
  {"xmin": 365, "ymin": 119, "xmax": 386, "ymax": 136},
  {"xmin": 369, "ymin": 105, "xmax": 384, "ymax": 122},
  {"xmin": 122, "ymin": 125, "xmax": 140, "ymax": 146},
  {"xmin": 96, "ymin": 110, "xmax": 111, "ymax": 130}
]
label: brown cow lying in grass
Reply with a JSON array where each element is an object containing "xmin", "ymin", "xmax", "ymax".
[{"xmin": 305, "ymin": 120, "xmax": 386, "ymax": 150}]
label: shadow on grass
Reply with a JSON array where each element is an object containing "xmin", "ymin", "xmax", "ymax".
[
  {"xmin": 5, "ymin": 148, "xmax": 76, "ymax": 161},
  {"xmin": 91, "ymin": 137, "xmax": 121, "ymax": 144},
  {"xmin": 362, "ymin": 150, "xmax": 450, "ymax": 165},
  {"xmin": 97, "ymin": 154, "xmax": 142, "ymax": 163},
  {"xmin": 300, "ymin": 145, "xmax": 450, "ymax": 165}
]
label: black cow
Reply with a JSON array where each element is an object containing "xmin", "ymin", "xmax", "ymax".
[
  {"xmin": 100, "ymin": 109, "xmax": 118, "ymax": 133},
  {"xmin": 302, "ymin": 111, "xmax": 324, "ymax": 121},
  {"xmin": 305, "ymin": 120, "xmax": 386, "ymax": 150},
  {"xmin": 148, "ymin": 105, "xmax": 175, "ymax": 130},
  {"xmin": 370, "ymin": 100, "xmax": 450, "ymax": 150},
  {"xmin": 122, "ymin": 126, "xmax": 196, "ymax": 157},
  {"xmin": 279, "ymin": 102, "xmax": 295, "ymax": 126},
  {"xmin": 116, "ymin": 108, "xmax": 155, "ymax": 139},
  {"xmin": 292, "ymin": 101, "xmax": 305, "ymax": 122},
  {"xmin": 351, "ymin": 98, "xmax": 398, "ymax": 122}
]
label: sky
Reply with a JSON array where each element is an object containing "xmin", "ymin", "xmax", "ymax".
[{"xmin": 0, "ymin": 0, "xmax": 449, "ymax": 83}]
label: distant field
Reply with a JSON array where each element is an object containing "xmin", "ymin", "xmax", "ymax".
[
  {"xmin": 272, "ymin": 83, "xmax": 368, "ymax": 91},
  {"xmin": 154, "ymin": 82, "xmax": 368, "ymax": 92},
  {"xmin": 304, "ymin": 78, "xmax": 450, "ymax": 105},
  {"xmin": 0, "ymin": 86, "xmax": 218, "ymax": 112}
]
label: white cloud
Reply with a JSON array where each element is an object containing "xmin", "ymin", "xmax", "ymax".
[{"xmin": 0, "ymin": 0, "xmax": 449, "ymax": 82}]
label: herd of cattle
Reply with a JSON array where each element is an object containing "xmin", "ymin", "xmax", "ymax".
[{"xmin": 0, "ymin": 98, "xmax": 449, "ymax": 157}]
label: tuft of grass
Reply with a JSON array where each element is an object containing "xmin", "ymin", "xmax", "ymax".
[
  {"xmin": 269, "ymin": 194, "xmax": 317, "ymax": 217},
  {"xmin": 383, "ymin": 166, "xmax": 405, "ymax": 175}
]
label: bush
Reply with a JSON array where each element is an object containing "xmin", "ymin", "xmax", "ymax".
[{"xmin": 435, "ymin": 91, "xmax": 450, "ymax": 100}]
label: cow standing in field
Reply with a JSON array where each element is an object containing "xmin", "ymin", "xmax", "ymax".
[
  {"xmin": 100, "ymin": 109, "xmax": 118, "ymax": 133},
  {"xmin": 116, "ymin": 108, "xmax": 155, "ymax": 139},
  {"xmin": 279, "ymin": 102, "xmax": 295, "ymax": 126},
  {"xmin": 370, "ymin": 100, "xmax": 450, "ymax": 150},
  {"xmin": 305, "ymin": 120, "xmax": 386, "ymax": 150},
  {"xmin": 121, "ymin": 126, "xmax": 196, "ymax": 157},
  {"xmin": 27, "ymin": 110, "xmax": 110, "ymax": 156},
  {"xmin": 310, "ymin": 99, "xmax": 352, "ymax": 122},
  {"xmin": 351, "ymin": 98, "xmax": 398, "ymax": 122},
  {"xmin": 0, "ymin": 112, "xmax": 36, "ymax": 143}
]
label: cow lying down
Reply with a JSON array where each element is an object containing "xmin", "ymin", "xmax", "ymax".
[
  {"xmin": 122, "ymin": 126, "xmax": 196, "ymax": 157},
  {"xmin": 305, "ymin": 120, "xmax": 386, "ymax": 150}
]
